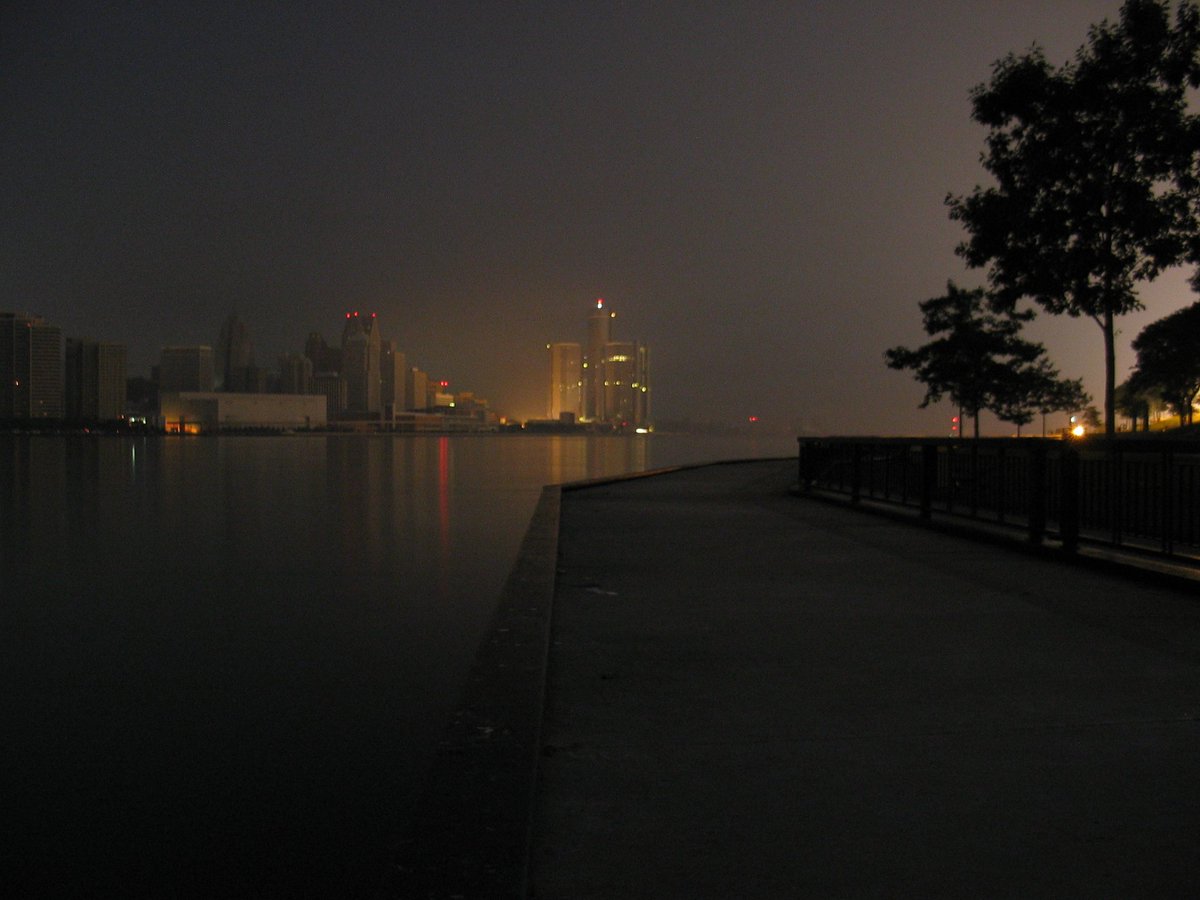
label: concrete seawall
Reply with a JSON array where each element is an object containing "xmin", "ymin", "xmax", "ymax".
[{"xmin": 385, "ymin": 458, "xmax": 1200, "ymax": 898}]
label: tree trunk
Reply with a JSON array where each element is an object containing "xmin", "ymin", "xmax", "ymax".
[{"xmin": 1103, "ymin": 308, "xmax": 1116, "ymax": 438}]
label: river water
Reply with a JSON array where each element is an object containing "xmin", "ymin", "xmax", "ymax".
[{"xmin": 0, "ymin": 432, "xmax": 796, "ymax": 898}]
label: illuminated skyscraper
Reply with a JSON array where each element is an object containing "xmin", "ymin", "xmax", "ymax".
[
  {"xmin": 1, "ymin": 311, "xmax": 64, "ymax": 419},
  {"xmin": 634, "ymin": 342, "xmax": 651, "ymax": 426},
  {"xmin": 602, "ymin": 341, "xmax": 637, "ymax": 425},
  {"xmin": 547, "ymin": 342, "xmax": 582, "ymax": 421},
  {"xmin": 584, "ymin": 298, "xmax": 615, "ymax": 420}
]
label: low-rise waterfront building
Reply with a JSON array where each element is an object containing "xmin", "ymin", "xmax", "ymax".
[{"xmin": 160, "ymin": 391, "xmax": 326, "ymax": 433}]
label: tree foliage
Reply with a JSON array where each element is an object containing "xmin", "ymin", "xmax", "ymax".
[
  {"xmin": 885, "ymin": 282, "xmax": 1083, "ymax": 437},
  {"xmin": 947, "ymin": 0, "xmax": 1200, "ymax": 436},
  {"xmin": 992, "ymin": 362, "xmax": 1090, "ymax": 434},
  {"xmin": 1115, "ymin": 376, "xmax": 1159, "ymax": 430},
  {"xmin": 1130, "ymin": 298, "xmax": 1200, "ymax": 424}
]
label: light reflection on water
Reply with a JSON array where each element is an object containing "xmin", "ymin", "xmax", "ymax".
[{"xmin": 0, "ymin": 431, "xmax": 794, "ymax": 898}]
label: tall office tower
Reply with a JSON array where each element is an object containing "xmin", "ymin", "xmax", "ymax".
[
  {"xmin": 304, "ymin": 332, "xmax": 341, "ymax": 374},
  {"xmin": 66, "ymin": 339, "xmax": 127, "ymax": 421},
  {"xmin": 340, "ymin": 312, "xmax": 382, "ymax": 415},
  {"xmin": 634, "ymin": 342, "xmax": 651, "ymax": 427},
  {"xmin": 278, "ymin": 353, "xmax": 314, "ymax": 395},
  {"xmin": 380, "ymin": 340, "xmax": 407, "ymax": 415},
  {"xmin": 0, "ymin": 311, "xmax": 64, "ymax": 419},
  {"xmin": 584, "ymin": 298, "xmax": 615, "ymax": 421},
  {"xmin": 602, "ymin": 341, "xmax": 637, "ymax": 425},
  {"xmin": 406, "ymin": 367, "xmax": 428, "ymax": 411},
  {"xmin": 313, "ymin": 371, "xmax": 345, "ymax": 416},
  {"xmin": 240, "ymin": 366, "xmax": 269, "ymax": 393},
  {"xmin": 159, "ymin": 346, "xmax": 215, "ymax": 392},
  {"xmin": 547, "ymin": 342, "xmax": 582, "ymax": 421},
  {"xmin": 215, "ymin": 314, "xmax": 254, "ymax": 391}
]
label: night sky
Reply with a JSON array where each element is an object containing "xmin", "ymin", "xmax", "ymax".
[{"xmin": 3, "ymin": 1, "xmax": 1192, "ymax": 432}]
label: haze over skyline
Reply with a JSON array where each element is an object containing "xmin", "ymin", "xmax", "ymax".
[{"xmin": 4, "ymin": 1, "xmax": 1192, "ymax": 432}]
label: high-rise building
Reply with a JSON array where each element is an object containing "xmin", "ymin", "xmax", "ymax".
[
  {"xmin": 313, "ymin": 371, "xmax": 345, "ymax": 417},
  {"xmin": 278, "ymin": 353, "xmax": 314, "ymax": 395},
  {"xmin": 1, "ymin": 311, "xmax": 64, "ymax": 420},
  {"xmin": 159, "ymin": 346, "xmax": 215, "ymax": 393},
  {"xmin": 215, "ymin": 314, "xmax": 254, "ymax": 391},
  {"xmin": 562, "ymin": 298, "xmax": 651, "ymax": 427},
  {"xmin": 602, "ymin": 341, "xmax": 638, "ymax": 425},
  {"xmin": 406, "ymin": 367, "xmax": 428, "ymax": 412},
  {"xmin": 304, "ymin": 332, "xmax": 341, "ymax": 374},
  {"xmin": 66, "ymin": 339, "xmax": 127, "ymax": 421},
  {"xmin": 634, "ymin": 342, "xmax": 651, "ymax": 427},
  {"xmin": 548, "ymin": 342, "xmax": 582, "ymax": 421},
  {"xmin": 584, "ymin": 298, "xmax": 615, "ymax": 421},
  {"xmin": 340, "ymin": 312, "xmax": 381, "ymax": 416},
  {"xmin": 381, "ymin": 340, "xmax": 407, "ymax": 416}
]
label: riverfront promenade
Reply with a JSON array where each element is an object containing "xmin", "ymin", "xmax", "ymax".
[{"xmin": 389, "ymin": 458, "xmax": 1200, "ymax": 898}]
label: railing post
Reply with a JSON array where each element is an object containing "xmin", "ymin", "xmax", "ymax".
[
  {"xmin": 1060, "ymin": 443, "xmax": 1080, "ymax": 554},
  {"xmin": 920, "ymin": 443, "xmax": 936, "ymax": 520},
  {"xmin": 850, "ymin": 443, "xmax": 862, "ymax": 504},
  {"xmin": 1027, "ymin": 441, "xmax": 1046, "ymax": 545},
  {"xmin": 1162, "ymin": 446, "xmax": 1174, "ymax": 556},
  {"xmin": 969, "ymin": 439, "xmax": 980, "ymax": 517},
  {"xmin": 996, "ymin": 443, "xmax": 1007, "ymax": 524},
  {"xmin": 1111, "ymin": 442, "xmax": 1123, "ymax": 547}
]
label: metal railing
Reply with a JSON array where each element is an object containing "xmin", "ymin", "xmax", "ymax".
[{"xmin": 797, "ymin": 436, "xmax": 1200, "ymax": 565}]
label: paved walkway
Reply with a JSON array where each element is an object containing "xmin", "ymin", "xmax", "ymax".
[
  {"xmin": 386, "ymin": 458, "xmax": 1200, "ymax": 898},
  {"xmin": 530, "ymin": 459, "xmax": 1200, "ymax": 898}
]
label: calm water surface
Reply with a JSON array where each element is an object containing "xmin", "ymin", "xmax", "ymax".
[{"xmin": 0, "ymin": 432, "xmax": 795, "ymax": 897}]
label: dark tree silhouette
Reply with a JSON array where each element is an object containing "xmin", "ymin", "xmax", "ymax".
[
  {"xmin": 992, "ymin": 362, "xmax": 1090, "ymax": 436},
  {"xmin": 948, "ymin": 0, "xmax": 1200, "ymax": 437},
  {"xmin": 885, "ymin": 281, "xmax": 1061, "ymax": 438},
  {"xmin": 1115, "ymin": 377, "xmax": 1159, "ymax": 430},
  {"xmin": 1130, "ymin": 298, "xmax": 1200, "ymax": 425}
]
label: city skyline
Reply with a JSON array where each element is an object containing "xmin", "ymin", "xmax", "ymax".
[
  {"xmin": 5, "ymin": 2, "xmax": 1196, "ymax": 432},
  {"xmin": 547, "ymin": 298, "xmax": 651, "ymax": 428},
  {"xmin": 1, "ymin": 303, "xmax": 512, "ymax": 428}
]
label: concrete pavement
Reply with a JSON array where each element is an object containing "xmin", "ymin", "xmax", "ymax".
[
  {"xmin": 531, "ymin": 459, "xmax": 1200, "ymax": 898},
  {"xmin": 386, "ymin": 458, "xmax": 1200, "ymax": 898}
]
